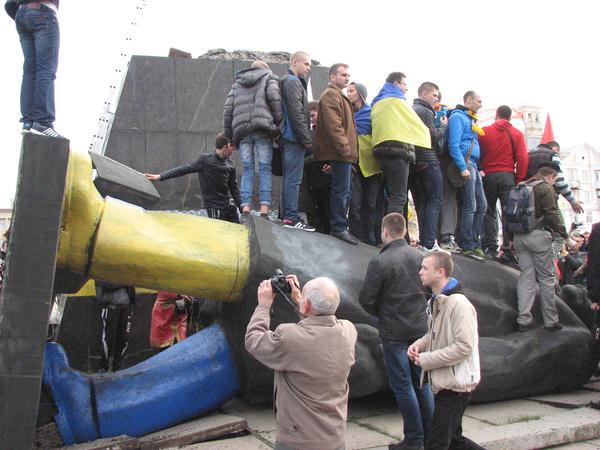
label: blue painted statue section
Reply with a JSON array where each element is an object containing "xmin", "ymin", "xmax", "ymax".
[{"xmin": 43, "ymin": 324, "xmax": 240, "ymax": 445}]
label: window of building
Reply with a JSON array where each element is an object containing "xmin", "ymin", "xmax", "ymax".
[
  {"xmin": 568, "ymin": 169, "xmax": 577, "ymax": 181},
  {"xmin": 595, "ymin": 170, "xmax": 600, "ymax": 182},
  {"xmin": 582, "ymin": 170, "xmax": 589, "ymax": 182},
  {"xmin": 596, "ymin": 189, "xmax": 600, "ymax": 202}
]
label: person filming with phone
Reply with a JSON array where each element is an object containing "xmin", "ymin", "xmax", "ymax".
[{"xmin": 245, "ymin": 273, "xmax": 357, "ymax": 450}]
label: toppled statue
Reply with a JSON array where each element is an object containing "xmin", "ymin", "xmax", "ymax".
[{"xmin": 45, "ymin": 150, "xmax": 598, "ymax": 444}]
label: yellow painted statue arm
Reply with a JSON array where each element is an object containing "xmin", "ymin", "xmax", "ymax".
[{"xmin": 56, "ymin": 151, "xmax": 249, "ymax": 301}]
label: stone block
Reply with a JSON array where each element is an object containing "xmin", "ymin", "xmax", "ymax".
[
  {"xmin": 528, "ymin": 390, "xmax": 600, "ymax": 408},
  {"xmin": 0, "ymin": 134, "xmax": 69, "ymax": 449},
  {"xmin": 354, "ymin": 412, "xmax": 403, "ymax": 439},
  {"xmin": 464, "ymin": 408, "xmax": 600, "ymax": 450},
  {"xmin": 175, "ymin": 58, "xmax": 234, "ymax": 133},
  {"xmin": 177, "ymin": 434, "xmax": 272, "ymax": 449},
  {"xmin": 464, "ymin": 399, "xmax": 564, "ymax": 425},
  {"xmin": 91, "ymin": 151, "xmax": 161, "ymax": 209},
  {"xmin": 103, "ymin": 130, "xmax": 147, "ymax": 173}
]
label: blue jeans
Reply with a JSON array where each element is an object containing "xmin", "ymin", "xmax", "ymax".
[
  {"xmin": 16, "ymin": 5, "xmax": 60, "ymax": 127},
  {"xmin": 382, "ymin": 340, "xmax": 434, "ymax": 446},
  {"xmin": 281, "ymin": 139, "xmax": 306, "ymax": 221},
  {"xmin": 239, "ymin": 133, "xmax": 273, "ymax": 207},
  {"xmin": 329, "ymin": 161, "xmax": 353, "ymax": 233},
  {"xmin": 416, "ymin": 162, "xmax": 443, "ymax": 249},
  {"xmin": 460, "ymin": 163, "xmax": 487, "ymax": 251}
]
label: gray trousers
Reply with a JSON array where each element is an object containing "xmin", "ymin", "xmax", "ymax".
[{"xmin": 514, "ymin": 230, "xmax": 560, "ymax": 327}]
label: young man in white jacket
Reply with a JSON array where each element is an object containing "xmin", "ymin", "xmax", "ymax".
[{"xmin": 408, "ymin": 252, "xmax": 484, "ymax": 450}]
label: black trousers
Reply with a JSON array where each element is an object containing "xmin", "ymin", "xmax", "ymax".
[
  {"xmin": 349, "ymin": 171, "xmax": 382, "ymax": 245},
  {"xmin": 425, "ymin": 390, "xmax": 485, "ymax": 450},
  {"xmin": 482, "ymin": 171, "xmax": 514, "ymax": 252},
  {"xmin": 99, "ymin": 304, "xmax": 134, "ymax": 372},
  {"xmin": 379, "ymin": 156, "xmax": 410, "ymax": 215}
]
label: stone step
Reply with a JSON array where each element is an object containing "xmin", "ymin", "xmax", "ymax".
[{"xmin": 464, "ymin": 408, "xmax": 600, "ymax": 450}]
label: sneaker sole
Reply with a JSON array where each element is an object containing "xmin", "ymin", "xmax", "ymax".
[
  {"xmin": 30, "ymin": 128, "xmax": 62, "ymax": 138},
  {"xmin": 283, "ymin": 223, "xmax": 315, "ymax": 232}
]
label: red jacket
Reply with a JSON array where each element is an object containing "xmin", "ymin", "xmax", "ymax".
[{"xmin": 479, "ymin": 119, "xmax": 528, "ymax": 182}]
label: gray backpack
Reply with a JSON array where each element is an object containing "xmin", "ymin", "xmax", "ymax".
[{"xmin": 505, "ymin": 180, "xmax": 544, "ymax": 234}]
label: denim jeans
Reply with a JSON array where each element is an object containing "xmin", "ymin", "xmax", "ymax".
[
  {"xmin": 281, "ymin": 139, "xmax": 306, "ymax": 221},
  {"xmin": 239, "ymin": 133, "xmax": 273, "ymax": 207},
  {"xmin": 382, "ymin": 340, "xmax": 434, "ymax": 446},
  {"xmin": 460, "ymin": 163, "xmax": 487, "ymax": 251},
  {"xmin": 415, "ymin": 162, "xmax": 443, "ymax": 249},
  {"xmin": 16, "ymin": 5, "xmax": 60, "ymax": 127},
  {"xmin": 329, "ymin": 161, "xmax": 353, "ymax": 233}
]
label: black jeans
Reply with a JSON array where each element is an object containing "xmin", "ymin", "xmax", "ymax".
[
  {"xmin": 379, "ymin": 156, "xmax": 410, "ymax": 215},
  {"xmin": 425, "ymin": 390, "xmax": 484, "ymax": 450},
  {"xmin": 349, "ymin": 171, "xmax": 383, "ymax": 245},
  {"xmin": 482, "ymin": 171, "xmax": 515, "ymax": 252}
]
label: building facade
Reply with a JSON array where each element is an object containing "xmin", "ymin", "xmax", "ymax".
[
  {"xmin": 0, "ymin": 208, "xmax": 11, "ymax": 236},
  {"xmin": 560, "ymin": 143, "xmax": 600, "ymax": 230}
]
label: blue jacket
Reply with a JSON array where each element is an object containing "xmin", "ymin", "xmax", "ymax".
[{"xmin": 447, "ymin": 107, "xmax": 480, "ymax": 172}]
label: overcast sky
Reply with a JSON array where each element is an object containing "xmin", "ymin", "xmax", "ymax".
[{"xmin": 1, "ymin": 0, "xmax": 598, "ymax": 208}]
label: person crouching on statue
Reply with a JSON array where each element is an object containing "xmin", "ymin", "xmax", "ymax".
[
  {"xmin": 145, "ymin": 132, "xmax": 242, "ymax": 223},
  {"xmin": 245, "ymin": 275, "xmax": 357, "ymax": 450},
  {"xmin": 408, "ymin": 251, "xmax": 484, "ymax": 450}
]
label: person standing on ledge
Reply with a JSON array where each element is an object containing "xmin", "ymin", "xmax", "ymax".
[
  {"xmin": 145, "ymin": 132, "xmax": 241, "ymax": 223},
  {"xmin": 6, "ymin": 0, "xmax": 64, "ymax": 138}
]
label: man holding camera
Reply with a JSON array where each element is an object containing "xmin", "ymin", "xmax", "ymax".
[{"xmin": 245, "ymin": 274, "xmax": 357, "ymax": 450}]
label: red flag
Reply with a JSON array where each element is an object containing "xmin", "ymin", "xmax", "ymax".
[{"xmin": 541, "ymin": 113, "xmax": 554, "ymax": 144}]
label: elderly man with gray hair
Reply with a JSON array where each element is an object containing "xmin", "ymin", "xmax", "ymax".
[{"xmin": 245, "ymin": 274, "xmax": 358, "ymax": 450}]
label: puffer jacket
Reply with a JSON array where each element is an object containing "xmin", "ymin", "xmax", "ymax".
[
  {"xmin": 413, "ymin": 98, "xmax": 446, "ymax": 163},
  {"xmin": 280, "ymin": 70, "xmax": 312, "ymax": 145},
  {"xmin": 447, "ymin": 106, "xmax": 480, "ymax": 172},
  {"xmin": 413, "ymin": 278, "xmax": 480, "ymax": 394},
  {"xmin": 359, "ymin": 239, "xmax": 428, "ymax": 342},
  {"xmin": 223, "ymin": 67, "xmax": 283, "ymax": 146}
]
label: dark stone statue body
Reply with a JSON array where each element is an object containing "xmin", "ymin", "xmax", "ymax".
[{"xmin": 224, "ymin": 217, "xmax": 599, "ymax": 403}]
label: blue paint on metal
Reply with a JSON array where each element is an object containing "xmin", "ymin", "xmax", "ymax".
[{"xmin": 43, "ymin": 324, "xmax": 240, "ymax": 444}]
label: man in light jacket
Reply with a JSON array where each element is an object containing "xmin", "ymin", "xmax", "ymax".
[
  {"xmin": 409, "ymin": 251, "xmax": 483, "ymax": 450},
  {"xmin": 245, "ymin": 275, "xmax": 357, "ymax": 450}
]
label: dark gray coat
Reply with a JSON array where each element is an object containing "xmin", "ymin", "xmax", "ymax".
[
  {"xmin": 223, "ymin": 68, "xmax": 283, "ymax": 146},
  {"xmin": 359, "ymin": 239, "xmax": 428, "ymax": 342}
]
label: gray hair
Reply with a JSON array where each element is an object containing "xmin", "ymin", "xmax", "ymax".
[{"xmin": 303, "ymin": 277, "xmax": 340, "ymax": 315}]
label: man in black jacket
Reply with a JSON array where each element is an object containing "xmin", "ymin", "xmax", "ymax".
[
  {"xmin": 412, "ymin": 82, "xmax": 447, "ymax": 251},
  {"xmin": 359, "ymin": 213, "xmax": 434, "ymax": 450},
  {"xmin": 145, "ymin": 133, "xmax": 241, "ymax": 223},
  {"xmin": 279, "ymin": 51, "xmax": 315, "ymax": 231}
]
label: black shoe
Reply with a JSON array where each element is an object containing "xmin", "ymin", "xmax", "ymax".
[
  {"xmin": 517, "ymin": 322, "xmax": 537, "ymax": 332},
  {"xmin": 388, "ymin": 441, "xmax": 424, "ymax": 450},
  {"xmin": 282, "ymin": 218, "xmax": 315, "ymax": 232},
  {"xmin": 544, "ymin": 323, "xmax": 562, "ymax": 331},
  {"xmin": 30, "ymin": 122, "xmax": 64, "ymax": 138},
  {"xmin": 330, "ymin": 230, "xmax": 359, "ymax": 245}
]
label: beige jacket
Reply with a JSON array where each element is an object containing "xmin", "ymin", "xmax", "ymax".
[
  {"xmin": 412, "ymin": 293, "xmax": 480, "ymax": 394},
  {"xmin": 245, "ymin": 304, "xmax": 358, "ymax": 450}
]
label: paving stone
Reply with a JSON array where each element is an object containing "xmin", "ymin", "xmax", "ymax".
[
  {"xmin": 347, "ymin": 393, "xmax": 397, "ymax": 419},
  {"xmin": 583, "ymin": 380, "xmax": 600, "ymax": 392},
  {"xmin": 553, "ymin": 440, "xmax": 600, "ymax": 448},
  {"xmin": 464, "ymin": 399, "xmax": 564, "ymax": 425},
  {"xmin": 529, "ymin": 390, "xmax": 600, "ymax": 408},
  {"xmin": 260, "ymin": 422, "xmax": 395, "ymax": 450},
  {"xmin": 241, "ymin": 408, "xmax": 276, "ymax": 432},
  {"xmin": 462, "ymin": 416, "xmax": 490, "ymax": 433},
  {"xmin": 464, "ymin": 408, "xmax": 600, "ymax": 450},
  {"xmin": 354, "ymin": 412, "xmax": 403, "ymax": 438},
  {"xmin": 174, "ymin": 433, "xmax": 272, "ymax": 449}
]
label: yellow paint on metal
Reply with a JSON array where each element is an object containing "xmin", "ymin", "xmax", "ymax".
[
  {"xmin": 55, "ymin": 151, "xmax": 250, "ymax": 302},
  {"xmin": 56, "ymin": 151, "xmax": 104, "ymax": 273}
]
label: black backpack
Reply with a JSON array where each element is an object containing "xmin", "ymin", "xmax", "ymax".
[{"xmin": 505, "ymin": 180, "xmax": 544, "ymax": 234}]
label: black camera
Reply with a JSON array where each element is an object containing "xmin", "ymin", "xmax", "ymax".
[{"xmin": 271, "ymin": 269, "xmax": 291, "ymax": 294}]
